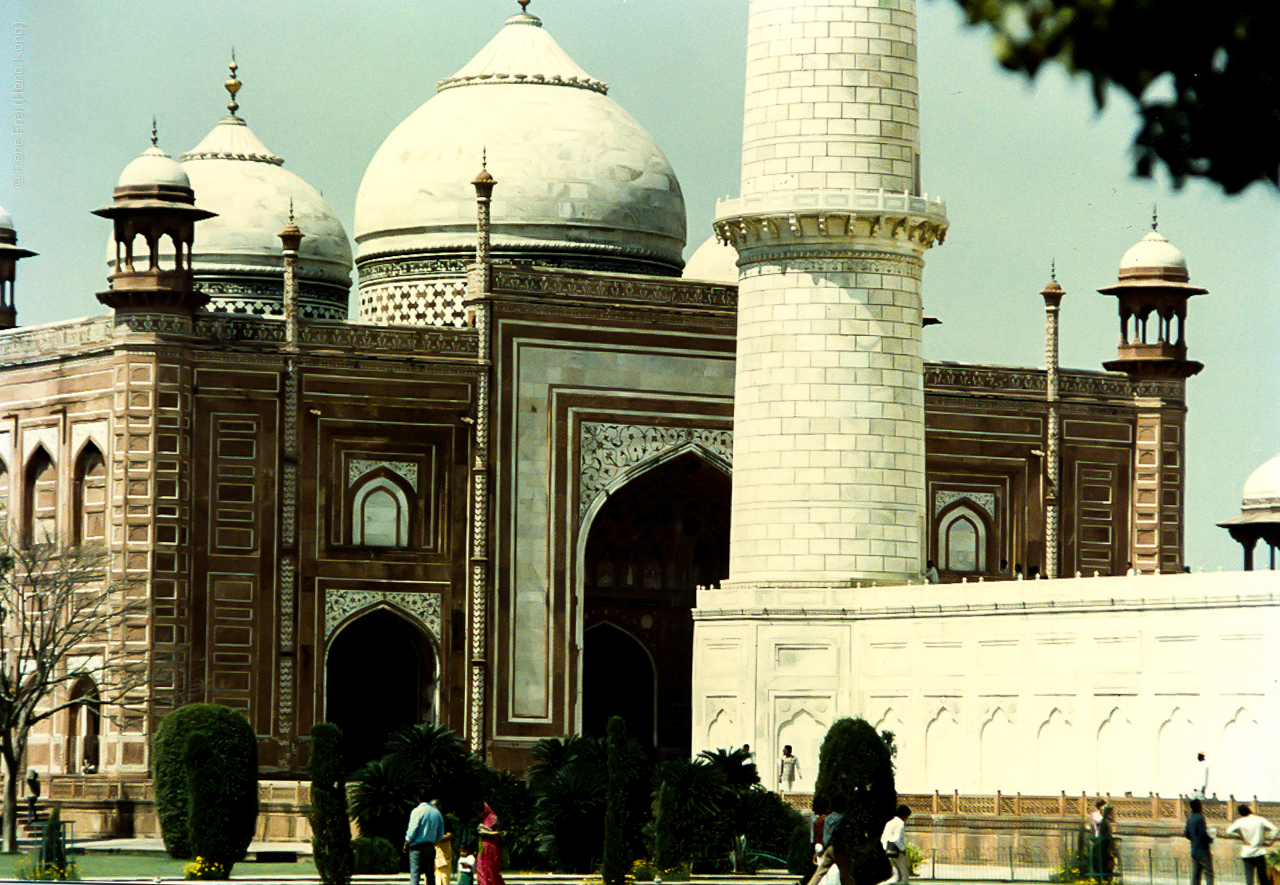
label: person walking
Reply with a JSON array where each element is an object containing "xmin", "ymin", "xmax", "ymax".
[
  {"xmin": 476, "ymin": 802, "xmax": 505, "ymax": 885},
  {"xmin": 404, "ymin": 796, "xmax": 445, "ymax": 885},
  {"xmin": 879, "ymin": 805, "xmax": 912, "ymax": 885},
  {"xmin": 1225, "ymin": 804, "xmax": 1278, "ymax": 885},
  {"xmin": 1183, "ymin": 798, "xmax": 1214, "ymax": 885},
  {"xmin": 1193, "ymin": 753, "xmax": 1210, "ymax": 800},
  {"xmin": 779, "ymin": 745, "xmax": 802, "ymax": 792},
  {"xmin": 805, "ymin": 799, "xmax": 844, "ymax": 885},
  {"xmin": 1097, "ymin": 804, "xmax": 1119, "ymax": 881}
]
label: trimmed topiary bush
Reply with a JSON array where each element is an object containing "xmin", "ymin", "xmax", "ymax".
[
  {"xmin": 309, "ymin": 723, "xmax": 353, "ymax": 885},
  {"xmin": 152, "ymin": 704, "xmax": 259, "ymax": 862},
  {"xmin": 352, "ymin": 836, "xmax": 400, "ymax": 874},
  {"xmin": 812, "ymin": 717, "xmax": 897, "ymax": 885}
]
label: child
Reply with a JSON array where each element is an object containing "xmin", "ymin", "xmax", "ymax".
[{"xmin": 456, "ymin": 851, "xmax": 475, "ymax": 885}]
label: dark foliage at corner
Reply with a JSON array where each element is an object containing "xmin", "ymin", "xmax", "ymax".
[
  {"xmin": 813, "ymin": 717, "xmax": 896, "ymax": 885},
  {"xmin": 309, "ymin": 723, "xmax": 354, "ymax": 885},
  {"xmin": 349, "ymin": 754, "xmax": 418, "ymax": 845},
  {"xmin": 735, "ymin": 787, "xmax": 808, "ymax": 873},
  {"xmin": 152, "ymin": 703, "xmax": 259, "ymax": 862},
  {"xmin": 953, "ymin": 0, "xmax": 1279, "ymax": 193}
]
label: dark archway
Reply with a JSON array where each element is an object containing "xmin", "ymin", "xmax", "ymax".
[
  {"xmin": 583, "ymin": 624, "xmax": 654, "ymax": 746},
  {"xmin": 582, "ymin": 450, "xmax": 730, "ymax": 760},
  {"xmin": 325, "ymin": 608, "xmax": 436, "ymax": 768}
]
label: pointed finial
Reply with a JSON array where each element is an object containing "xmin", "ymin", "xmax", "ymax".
[
  {"xmin": 288, "ymin": 197, "xmax": 294, "ymax": 224},
  {"xmin": 225, "ymin": 49, "xmax": 242, "ymax": 117},
  {"xmin": 1050, "ymin": 259, "xmax": 1056, "ymax": 282},
  {"xmin": 1151, "ymin": 205, "xmax": 1158, "ymax": 231},
  {"xmin": 482, "ymin": 147, "xmax": 487, "ymax": 170},
  {"xmin": 150, "ymin": 116, "xmax": 158, "ymax": 147},
  {"xmin": 518, "ymin": 0, "xmax": 530, "ymax": 10}
]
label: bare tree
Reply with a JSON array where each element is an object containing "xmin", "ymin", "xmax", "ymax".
[{"xmin": 0, "ymin": 537, "xmax": 146, "ymax": 853}]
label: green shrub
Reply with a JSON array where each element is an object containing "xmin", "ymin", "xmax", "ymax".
[
  {"xmin": 734, "ymin": 787, "xmax": 807, "ymax": 873},
  {"xmin": 350, "ymin": 754, "xmax": 419, "ymax": 845},
  {"xmin": 652, "ymin": 757, "xmax": 730, "ymax": 872},
  {"xmin": 602, "ymin": 717, "xmax": 631, "ymax": 885},
  {"xmin": 183, "ymin": 725, "xmax": 258, "ymax": 874},
  {"xmin": 812, "ymin": 718, "xmax": 896, "ymax": 885},
  {"xmin": 18, "ymin": 807, "xmax": 79, "ymax": 880},
  {"xmin": 352, "ymin": 837, "xmax": 400, "ymax": 874},
  {"xmin": 152, "ymin": 704, "xmax": 259, "ymax": 861},
  {"xmin": 309, "ymin": 723, "xmax": 353, "ymax": 885}
]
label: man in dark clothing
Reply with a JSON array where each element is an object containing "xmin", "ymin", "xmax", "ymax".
[{"xmin": 1183, "ymin": 798, "xmax": 1214, "ymax": 885}]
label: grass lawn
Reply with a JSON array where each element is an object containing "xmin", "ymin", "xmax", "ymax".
[{"xmin": 0, "ymin": 851, "xmax": 319, "ymax": 879}]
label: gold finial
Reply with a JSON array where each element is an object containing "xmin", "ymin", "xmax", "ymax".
[
  {"xmin": 518, "ymin": 0, "xmax": 530, "ymax": 11},
  {"xmin": 225, "ymin": 49, "xmax": 242, "ymax": 117},
  {"xmin": 1151, "ymin": 204, "xmax": 1158, "ymax": 231},
  {"xmin": 482, "ymin": 147, "xmax": 487, "ymax": 170},
  {"xmin": 288, "ymin": 198, "xmax": 294, "ymax": 224},
  {"xmin": 1050, "ymin": 259, "xmax": 1056, "ymax": 282},
  {"xmin": 150, "ymin": 116, "xmax": 158, "ymax": 147}
]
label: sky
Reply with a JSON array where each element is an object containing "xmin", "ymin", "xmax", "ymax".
[{"xmin": 2, "ymin": 0, "xmax": 1276, "ymax": 571}]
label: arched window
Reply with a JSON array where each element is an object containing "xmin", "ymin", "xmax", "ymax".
[
  {"xmin": 0, "ymin": 459, "xmax": 9, "ymax": 536},
  {"xmin": 67, "ymin": 675, "xmax": 100, "ymax": 774},
  {"xmin": 937, "ymin": 500, "xmax": 990, "ymax": 573},
  {"xmin": 24, "ymin": 447, "xmax": 56, "ymax": 545},
  {"xmin": 351, "ymin": 476, "xmax": 410, "ymax": 547},
  {"xmin": 74, "ymin": 443, "xmax": 107, "ymax": 546}
]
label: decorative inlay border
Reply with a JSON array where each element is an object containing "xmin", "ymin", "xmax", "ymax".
[
  {"xmin": 935, "ymin": 490, "xmax": 996, "ymax": 516},
  {"xmin": 324, "ymin": 589, "xmax": 442, "ymax": 642},
  {"xmin": 348, "ymin": 459, "xmax": 418, "ymax": 491},
  {"xmin": 579, "ymin": 422, "xmax": 732, "ymax": 518}
]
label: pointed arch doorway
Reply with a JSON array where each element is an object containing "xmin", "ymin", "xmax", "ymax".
[
  {"xmin": 325, "ymin": 608, "xmax": 436, "ymax": 767},
  {"xmin": 582, "ymin": 450, "xmax": 730, "ymax": 759}
]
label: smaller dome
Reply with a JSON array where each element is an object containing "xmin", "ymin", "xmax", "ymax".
[
  {"xmin": 683, "ymin": 236, "xmax": 738, "ymax": 284},
  {"xmin": 1120, "ymin": 229, "xmax": 1187, "ymax": 274},
  {"xmin": 117, "ymin": 144, "xmax": 190, "ymax": 190},
  {"xmin": 1242, "ymin": 453, "xmax": 1280, "ymax": 508}
]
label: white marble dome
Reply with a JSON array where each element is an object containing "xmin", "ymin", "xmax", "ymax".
[
  {"xmin": 683, "ymin": 236, "xmax": 738, "ymax": 284},
  {"xmin": 1119, "ymin": 229, "xmax": 1188, "ymax": 275},
  {"xmin": 178, "ymin": 115, "xmax": 353, "ymax": 318},
  {"xmin": 117, "ymin": 144, "xmax": 190, "ymax": 190},
  {"xmin": 0, "ymin": 204, "xmax": 14, "ymax": 233},
  {"xmin": 354, "ymin": 7, "xmax": 686, "ymax": 281},
  {"xmin": 1242, "ymin": 454, "xmax": 1280, "ymax": 508}
]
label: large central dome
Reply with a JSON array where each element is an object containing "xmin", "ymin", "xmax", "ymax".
[{"xmin": 354, "ymin": 5, "xmax": 686, "ymax": 322}]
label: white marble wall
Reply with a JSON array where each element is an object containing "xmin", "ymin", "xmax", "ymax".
[{"xmin": 692, "ymin": 570, "xmax": 1280, "ymax": 799}]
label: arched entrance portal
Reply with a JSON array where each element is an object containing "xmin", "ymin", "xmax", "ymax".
[
  {"xmin": 326, "ymin": 608, "xmax": 436, "ymax": 767},
  {"xmin": 583, "ymin": 450, "xmax": 730, "ymax": 759},
  {"xmin": 583, "ymin": 624, "xmax": 655, "ymax": 746}
]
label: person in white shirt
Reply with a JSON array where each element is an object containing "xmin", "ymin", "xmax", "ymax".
[
  {"xmin": 879, "ymin": 805, "xmax": 912, "ymax": 885},
  {"xmin": 778, "ymin": 745, "xmax": 802, "ymax": 791},
  {"xmin": 1193, "ymin": 753, "xmax": 1210, "ymax": 800},
  {"xmin": 1225, "ymin": 804, "xmax": 1278, "ymax": 885}
]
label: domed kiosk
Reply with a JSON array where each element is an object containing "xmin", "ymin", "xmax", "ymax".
[
  {"xmin": 1218, "ymin": 453, "xmax": 1280, "ymax": 570},
  {"xmin": 354, "ymin": 2, "xmax": 686, "ymax": 325},
  {"xmin": 108, "ymin": 60, "xmax": 354, "ymax": 320}
]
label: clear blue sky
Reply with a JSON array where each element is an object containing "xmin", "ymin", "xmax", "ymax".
[{"xmin": 3, "ymin": 0, "xmax": 1277, "ymax": 570}]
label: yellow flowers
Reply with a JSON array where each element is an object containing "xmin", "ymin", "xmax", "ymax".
[{"xmin": 182, "ymin": 856, "xmax": 229, "ymax": 880}]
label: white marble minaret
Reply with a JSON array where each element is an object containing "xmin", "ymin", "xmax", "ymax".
[
  {"xmin": 695, "ymin": 0, "xmax": 947, "ymax": 784},
  {"xmin": 715, "ymin": 0, "xmax": 947, "ymax": 589}
]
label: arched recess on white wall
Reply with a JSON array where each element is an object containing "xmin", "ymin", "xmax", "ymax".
[
  {"xmin": 1037, "ymin": 708, "xmax": 1075, "ymax": 794},
  {"xmin": 776, "ymin": 706, "xmax": 826, "ymax": 793},
  {"xmin": 1096, "ymin": 706, "xmax": 1137, "ymax": 795},
  {"xmin": 925, "ymin": 705, "xmax": 963, "ymax": 792},
  {"xmin": 1219, "ymin": 707, "xmax": 1261, "ymax": 800},
  {"xmin": 980, "ymin": 707, "xmax": 1014, "ymax": 790},
  {"xmin": 1155, "ymin": 707, "xmax": 1196, "ymax": 796}
]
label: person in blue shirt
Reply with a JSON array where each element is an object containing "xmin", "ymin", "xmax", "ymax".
[{"xmin": 404, "ymin": 797, "xmax": 446, "ymax": 885}]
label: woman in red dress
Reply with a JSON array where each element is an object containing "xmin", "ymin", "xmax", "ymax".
[{"xmin": 476, "ymin": 802, "xmax": 504, "ymax": 885}]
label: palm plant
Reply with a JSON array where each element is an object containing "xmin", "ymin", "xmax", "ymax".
[{"xmin": 652, "ymin": 756, "xmax": 731, "ymax": 871}]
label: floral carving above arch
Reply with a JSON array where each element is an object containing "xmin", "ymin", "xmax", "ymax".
[{"xmin": 579, "ymin": 422, "xmax": 732, "ymax": 519}]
